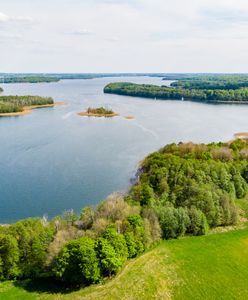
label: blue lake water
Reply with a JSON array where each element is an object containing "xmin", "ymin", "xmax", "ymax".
[{"xmin": 1, "ymin": 76, "xmax": 248, "ymax": 223}]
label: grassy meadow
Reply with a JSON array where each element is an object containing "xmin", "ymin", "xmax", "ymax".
[{"xmin": 1, "ymin": 225, "xmax": 248, "ymax": 300}]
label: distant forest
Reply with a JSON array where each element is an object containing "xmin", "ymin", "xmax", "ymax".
[
  {"xmin": 1, "ymin": 77, "xmax": 59, "ymax": 84},
  {"xmin": 0, "ymin": 73, "xmax": 165, "ymax": 84}
]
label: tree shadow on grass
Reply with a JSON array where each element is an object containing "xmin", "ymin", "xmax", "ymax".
[{"xmin": 13, "ymin": 278, "xmax": 83, "ymax": 295}]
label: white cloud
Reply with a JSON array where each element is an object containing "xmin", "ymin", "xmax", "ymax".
[
  {"xmin": 1, "ymin": 0, "xmax": 248, "ymax": 72},
  {"xmin": 0, "ymin": 11, "xmax": 33, "ymax": 24},
  {"xmin": 0, "ymin": 12, "xmax": 10, "ymax": 22},
  {"xmin": 64, "ymin": 29, "xmax": 94, "ymax": 36},
  {"xmin": 104, "ymin": 36, "xmax": 120, "ymax": 42}
]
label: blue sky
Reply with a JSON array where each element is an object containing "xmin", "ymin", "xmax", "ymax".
[{"xmin": 0, "ymin": 0, "xmax": 248, "ymax": 72}]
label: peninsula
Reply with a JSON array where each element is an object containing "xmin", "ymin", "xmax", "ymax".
[
  {"xmin": 104, "ymin": 76, "xmax": 248, "ymax": 103},
  {"xmin": 0, "ymin": 95, "xmax": 64, "ymax": 117}
]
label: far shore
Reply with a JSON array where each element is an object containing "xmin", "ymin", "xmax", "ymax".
[{"xmin": 0, "ymin": 102, "xmax": 65, "ymax": 117}]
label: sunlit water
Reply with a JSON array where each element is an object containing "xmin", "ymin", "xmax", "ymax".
[{"xmin": 1, "ymin": 76, "xmax": 248, "ymax": 223}]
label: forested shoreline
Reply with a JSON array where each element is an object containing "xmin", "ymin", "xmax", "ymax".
[
  {"xmin": 0, "ymin": 139, "xmax": 248, "ymax": 287},
  {"xmin": 0, "ymin": 95, "xmax": 54, "ymax": 113},
  {"xmin": 104, "ymin": 82, "xmax": 248, "ymax": 103}
]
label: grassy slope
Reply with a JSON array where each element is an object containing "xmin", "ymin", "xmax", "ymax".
[{"xmin": 1, "ymin": 227, "xmax": 248, "ymax": 300}]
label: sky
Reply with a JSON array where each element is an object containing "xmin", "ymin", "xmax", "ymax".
[{"xmin": 0, "ymin": 0, "xmax": 248, "ymax": 73}]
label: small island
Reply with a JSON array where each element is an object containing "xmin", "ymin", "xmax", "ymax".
[
  {"xmin": 0, "ymin": 95, "xmax": 64, "ymax": 117},
  {"xmin": 78, "ymin": 106, "xmax": 119, "ymax": 117}
]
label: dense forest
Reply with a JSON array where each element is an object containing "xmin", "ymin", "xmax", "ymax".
[
  {"xmin": 130, "ymin": 140, "xmax": 248, "ymax": 238},
  {"xmin": 0, "ymin": 96, "xmax": 54, "ymax": 113},
  {"xmin": 104, "ymin": 82, "xmax": 248, "ymax": 102},
  {"xmin": 171, "ymin": 80, "xmax": 248, "ymax": 90},
  {"xmin": 0, "ymin": 139, "xmax": 248, "ymax": 287},
  {"xmin": 170, "ymin": 76, "xmax": 248, "ymax": 90}
]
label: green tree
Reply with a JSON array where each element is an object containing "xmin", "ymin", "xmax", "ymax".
[
  {"xmin": 95, "ymin": 238, "xmax": 122, "ymax": 277},
  {"xmin": 124, "ymin": 232, "xmax": 138, "ymax": 258},
  {"xmin": 0, "ymin": 234, "xmax": 20, "ymax": 280},
  {"xmin": 54, "ymin": 236, "xmax": 100, "ymax": 284},
  {"xmin": 188, "ymin": 207, "xmax": 208, "ymax": 236},
  {"xmin": 102, "ymin": 228, "xmax": 128, "ymax": 264},
  {"xmin": 9, "ymin": 219, "xmax": 54, "ymax": 278}
]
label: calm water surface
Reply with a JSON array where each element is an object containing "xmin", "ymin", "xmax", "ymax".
[{"xmin": 1, "ymin": 76, "xmax": 248, "ymax": 223}]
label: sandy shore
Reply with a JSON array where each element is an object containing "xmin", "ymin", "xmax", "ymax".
[
  {"xmin": 78, "ymin": 112, "xmax": 119, "ymax": 117},
  {"xmin": 123, "ymin": 116, "xmax": 135, "ymax": 120},
  {"xmin": 78, "ymin": 112, "xmax": 136, "ymax": 119},
  {"xmin": 0, "ymin": 102, "xmax": 65, "ymax": 117},
  {"xmin": 234, "ymin": 132, "xmax": 248, "ymax": 139}
]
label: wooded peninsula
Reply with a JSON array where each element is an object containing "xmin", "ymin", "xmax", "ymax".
[
  {"xmin": 104, "ymin": 75, "xmax": 248, "ymax": 103},
  {"xmin": 0, "ymin": 95, "xmax": 56, "ymax": 116}
]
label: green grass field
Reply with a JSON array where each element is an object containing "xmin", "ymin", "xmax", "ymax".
[{"xmin": 1, "ymin": 226, "xmax": 248, "ymax": 300}]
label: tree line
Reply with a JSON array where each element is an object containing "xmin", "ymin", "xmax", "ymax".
[
  {"xmin": 2, "ymin": 76, "xmax": 59, "ymax": 84},
  {"xmin": 0, "ymin": 195, "xmax": 161, "ymax": 284}
]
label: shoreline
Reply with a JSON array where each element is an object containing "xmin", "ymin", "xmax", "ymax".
[
  {"xmin": 0, "ymin": 102, "xmax": 65, "ymax": 117},
  {"xmin": 104, "ymin": 91, "xmax": 248, "ymax": 105}
]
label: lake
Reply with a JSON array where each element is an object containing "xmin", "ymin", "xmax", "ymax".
[{"xmin": 1, "ymin": 76, "xmax": 248, "ymax": 223}]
